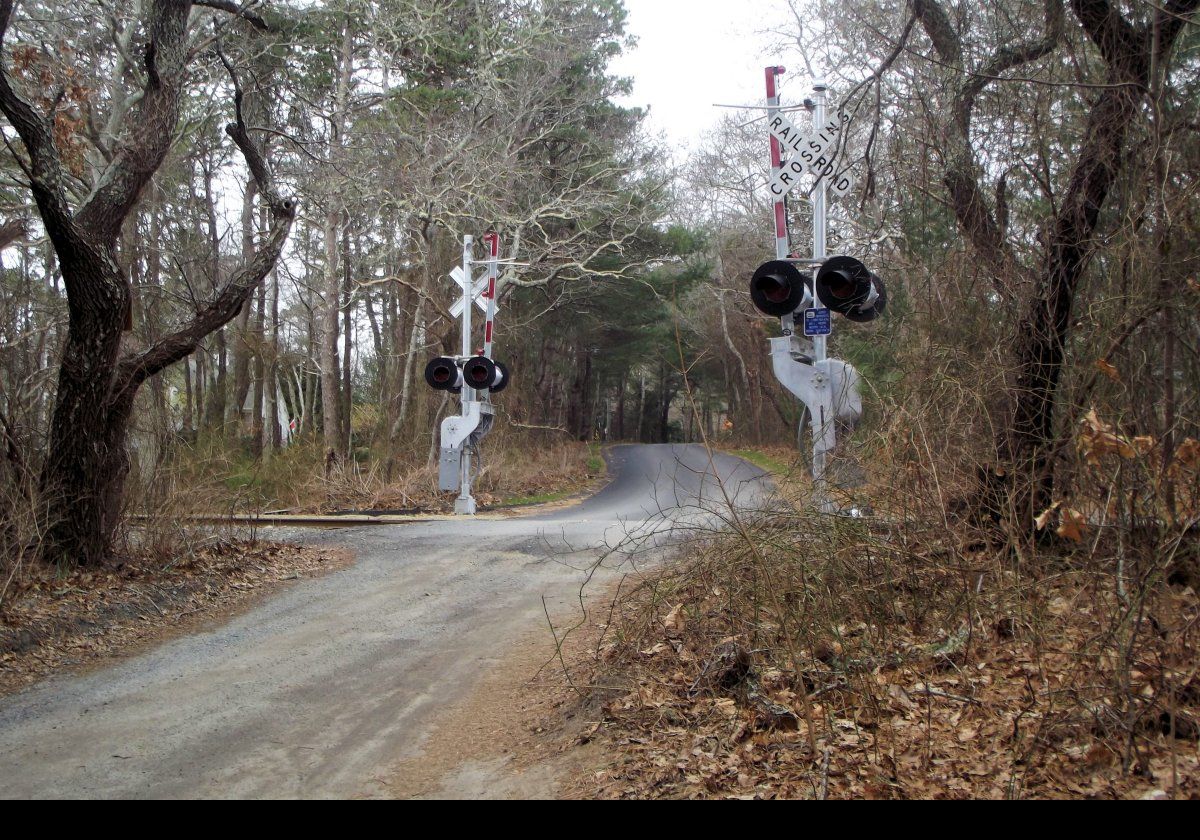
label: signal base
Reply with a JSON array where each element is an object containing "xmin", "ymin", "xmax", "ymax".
[{"xmin": 454, "ymin": 495, "xmax": 477, "ymax": 516}]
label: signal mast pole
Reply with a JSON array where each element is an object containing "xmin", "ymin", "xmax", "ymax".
[
  {"xmin": 428, "ymin": 233, "xmax": 510, "ymax": 515},
  {"xmin": 753, "ymin": 68, "xmax": 883, "ymax": 516},
  {"xmin": 810, "ymin": 79, "xmax": 829, "ymax": 364},
  {"xmin": 809, "ymin": 79, "xmax": 831, "ymax": 495},
  {"xmin": 762, "ymin": 68, "xmax": 835, "ymax": 510},
  {"xmin": 456, "ymin": 234, "xmax": 476, "ymax": 515}
]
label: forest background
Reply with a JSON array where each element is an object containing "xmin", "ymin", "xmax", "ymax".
[{"xmin": 0, "ymin": 0, "xmax": 1197, "ymax": 797}]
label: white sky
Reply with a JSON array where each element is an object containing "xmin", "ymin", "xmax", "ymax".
[{"xmin": 609, "ymin": 0, "xmax": 808, "ymax": 156}]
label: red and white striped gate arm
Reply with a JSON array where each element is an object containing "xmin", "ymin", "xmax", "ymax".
[
  {"xmin": 765, "ymin": 66, "xmax": 788, "ymax": 261},
  {"xmin": 481, "ymin": 231, "xmax": 500, "ymax": 359}
]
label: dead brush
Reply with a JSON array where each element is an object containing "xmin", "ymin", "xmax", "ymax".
[
  {"xmin": 307, "ymin": 456, "xmax": 390, "ymax": 511},
  {"xmin": 150, "ymin": 426, "xmax": 595, "ymax": 514},
  {"xmin": 122, "ymin": 461, "xmax": 238, "ymax": 567},
  {"xmin": 579, "ymin": 439, "xmax": 1199, "ymax": 798},
  {"xmin": 472, "ymin": 436, "xmax": 594, "ymax": 502},
  {"xmin": 0, "ymin": 476, "xmax": 46, "ymax": 615}
]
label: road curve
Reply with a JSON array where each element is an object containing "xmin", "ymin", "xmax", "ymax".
[{"xmin": 0, "ymin": 444, "xmax": 769, "ymax": 799}]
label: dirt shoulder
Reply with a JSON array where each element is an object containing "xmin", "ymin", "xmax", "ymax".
[
  {"xmin": 381, "ymin": 577, "xmax": 627, "ymax": 799},
  {"xmin": 0, "ymin": 539, "xmax": 351, "ymax": 697}
]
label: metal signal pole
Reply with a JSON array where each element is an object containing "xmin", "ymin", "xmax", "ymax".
[
  {"xmin": 434, "ymin": 233, "xmax": 508, "ymax": 515},
  {"xmin": 761, "ymin": 68, "xmax": 838, "ymax": 512},
  {"xmin": 809, "ymin": 79, "xmax": 832, "ymax": 502},
  {"xmin": 754, "ymin": 69, "xmax": 879, "ymax": 516},
  {"xmin": 456, "ymin": 234, "xmax": 476, "ymax": 515},
  {"xmin": 811, "ymin": 79, "xmax": 829, "ymax": 364}
]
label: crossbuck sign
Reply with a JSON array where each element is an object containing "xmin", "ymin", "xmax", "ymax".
[
  {"xmin": 766, "ymin": 110, "xmax": 854, "ymax": 199},
  {"xmin": 448, "ymin": 265, "xmax": 500, "ymax": 318}
]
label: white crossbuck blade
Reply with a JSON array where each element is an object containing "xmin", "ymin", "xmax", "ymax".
[
  {"xmin": 448, "ymin": 266, "xmax": 498, "ymax": 317},
  {"xmin": 765, "ymin": 112, "xmax": 854, "ymax": 199}
]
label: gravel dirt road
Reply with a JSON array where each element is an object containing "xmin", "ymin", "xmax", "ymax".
[{"xmin": 0, "ymin": 444, "xmax": 768, "ymax": 799}]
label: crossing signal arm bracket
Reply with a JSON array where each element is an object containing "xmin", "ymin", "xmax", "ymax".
[
  {"xmin": 438, "ymin": 401, "xmax": 495, "ymax": 495},
  {"xmin": 769, "ymin": 337, "xmax": 861, "ymax": 422}
]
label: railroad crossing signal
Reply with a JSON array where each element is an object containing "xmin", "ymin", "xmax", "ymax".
[
  {"xmin": 815, "ymin": 256, "xmax": 886, "ymax": 322},
  {"xmin": 756, "ymin": 68, "xmax": 881, "ymax": 514},
  {"xmin": 748, "ymin": 255, "xmax": 886, "ymax": 329},
  {"xmin": 750, "ymin": 259, "xmax": 812, "ymax": 317},
  {"xmin": 426, "ymin": 234, "xmax": 515, "ymax": 515}
]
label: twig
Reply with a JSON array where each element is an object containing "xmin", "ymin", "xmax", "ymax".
[
  {"xmin": 913, "ymin": 684, "xmax": 982, "ymax": 705},
  {"xmin": 510, "ymin": 421, "xmax": 572, "ymax": 435},
  {"xmin": 819, "ymin": 747, "xmax": 831, "ymax": 800},
  {"xmin": 542, "ymin": 594, "xmax": 581, "ymax": 698}
]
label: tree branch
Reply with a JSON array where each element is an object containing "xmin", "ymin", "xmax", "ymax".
[
  {"xmin": 194, "ymin": 0, "xmax": 270, "ymax": 31},
  {"xmin": 1156, "ymin": 0, "xmax": 1200, "ymax": 52},
  {"xmin": 909, "ymin": 0, "xmax": 962, "ymax": 67},
  {"xmin": 1071, "ymin": 0, "xmax": 1145, "ymax": 72},
  {"xmin": 118, "ymin": 45, "xmax": 295, "ymax": 387},
  {"xmin": 0, "ymin": 0, "xmax": 85, "ymax": 259},
  {"xmin": 0, "ymin": 400, "xmax": 31, "ymax": 500},
  {"xmin": 0, "ymin": 216, "xmax": 26, "ymax": 249},
  {"xmin": 75, "ymin": 0, "xmax": 192, "ymax": 243},
  {"xmin": 910, "ymin": 0, "xmax": 1067, "ymax": 293},
  {"xmin": 956, "ymin": 0, "xmax": 1064, "ymax": 134}
]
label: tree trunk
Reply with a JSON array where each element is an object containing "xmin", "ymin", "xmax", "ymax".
[
  {"xmin": 635, "ymin": 372, "xmax": 646, "ymax": 442},
  {"xmin": 658, "ymin": 362, "xmax": 671, "ymax": 443},
  {"xmin": 567, "ymin": 348, "xmax": 591, "ymax": 441},
  {"xmin": 392, "ymin": 297, "xmax": 422, "ymax": 439},
  {"xmin": 319, "ymin": 16, "xmax": 354, "ymax": 468},
  {"xmin": 183, "ymin": 353, "xmax": 194, "ymax": 438},
  {"xmin": 251, "ymin": 257, "xmax": 266, "ymax": 459},
  {"xmin": 997, "ymin": 34, "xmax": 1150, "ymax": 521},
  {"xmin": 229, "ymin": 179, "xmax": 259, "ymax": 433},
  {"xmin": 615, "ymin": 375, "xmax": 626, "ymax": 440},
  {"xmin": 320, "ymin": 210, "xmax": 343, "ymax": 466},
  {"xmin": 907, "ymin": 0, "xmax": 1200, "ymax": 527},
  {"xmin": 263, "ymin": 266, "xmax": 279, "ymax": 460},
  {"xmin": 37, "ymin": 259, "xmax": 134, "ymax": 565},
  {"xmin": 0, "ymin": 0, "xmax": 296, "ymax": 563},
  {"xmin": 206, "ymin": 328, "xmax": 228, "ymax": 430},
  {"xmin": 340, "ymin": 221, "xmax": 353, "ymax": 457}
]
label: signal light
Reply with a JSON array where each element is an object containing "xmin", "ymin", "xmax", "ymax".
[
  {"xmin": 750, "ymin": 260, "xmax": 813, "ymax": 317},
  {"xmin": 463, "ymin": 356, "xmax": 511, "ymax": 392},
  {"xmin": 424, "ymin": 356, "xmax": 461, "ymax": 391},
  {"xmin": 426, "ymin": 356, "xmax": 510, "ymax": 393},
  {"xmin": 814, "ymin": 256, "xmax": 886, "ymax": 322},
  {"xmin": 462, "ymin": 356, "xmax": 496, "ymax": 389},
  {"xmin": 489, "ymin": 361, "xmax": 510, "ymax": 394}
]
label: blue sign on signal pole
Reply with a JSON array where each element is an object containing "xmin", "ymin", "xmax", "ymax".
[{"xmin": 803, "ymin": 307, "xmax": 831, "ymax": 337}]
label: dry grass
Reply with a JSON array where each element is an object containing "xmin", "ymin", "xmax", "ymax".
[
  {"xmin": 157, "ymin": 429, "xmax": 598, "ymax": 515},
  {"xmin": 560, "ymin": 437, "xmax": 1200, "ymax": 799}
]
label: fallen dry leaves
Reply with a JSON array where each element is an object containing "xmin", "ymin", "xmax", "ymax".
[{"xmin": 559, "ymin": 523, "xmax": 1200, "ymax": 800}]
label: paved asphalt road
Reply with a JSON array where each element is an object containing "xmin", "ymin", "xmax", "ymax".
[{"xmin": 0, "ymin": 444, "xmax": 769, "ymax": 799}]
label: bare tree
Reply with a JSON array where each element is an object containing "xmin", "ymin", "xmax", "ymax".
[
  {"xmin": 0, "ymin": 0, "xmax": 295, "ymax": 563},
  {"xmin": 905, "ymin": 0, "xmax": 1199, "ymax": 521}
]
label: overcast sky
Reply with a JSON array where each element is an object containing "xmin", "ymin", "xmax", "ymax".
[{"xmin": 609, "ymin": 0, "xmax": 811, "ymax": 155}]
